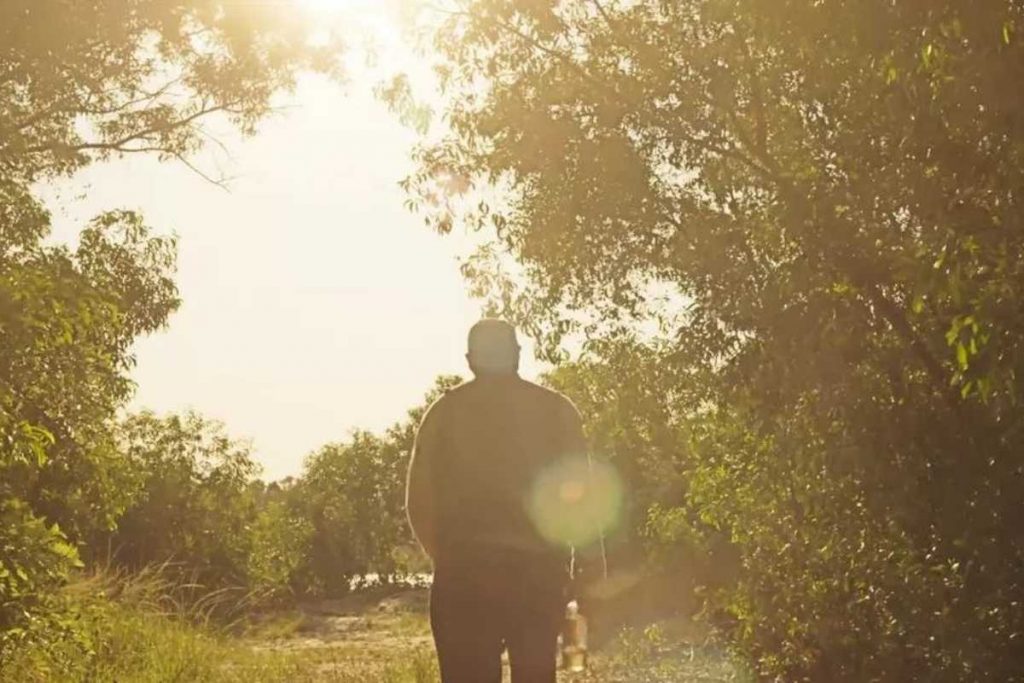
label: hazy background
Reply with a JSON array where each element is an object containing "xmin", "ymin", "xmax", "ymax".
[{"xmin": 37, "ymin": 0, "xmax": 534, "ymax": 480}]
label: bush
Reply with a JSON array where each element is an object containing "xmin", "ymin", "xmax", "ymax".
[
  {"xmin": 103, "ymin": 412, "xmax": 262, "ymax": 596},
  {"xmin": 245, "ymin": 498, "xmax": 313, "ymax": 600},
  {"xmin": 0, "ymin": 569, "xmax": 441, "ymax": 683},
  {"xmin": 0, "ymin": 203, "xmax": 178, "ymax": 648},
  {"xmin": 289, "ymin": 376, "xmax": 460, "ymax": 596}
]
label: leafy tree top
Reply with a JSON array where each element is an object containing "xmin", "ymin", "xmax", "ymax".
[{"xmin": 1, "ymin": 0, "xmax": 340, "ymax": 185}]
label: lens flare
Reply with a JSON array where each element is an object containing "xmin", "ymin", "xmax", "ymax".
[{"xmin": 526, "ymin": 455, "xmax": 623, "ymax": 548}]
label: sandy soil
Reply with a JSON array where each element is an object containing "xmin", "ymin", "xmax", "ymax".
[
  {"xmin": 244, "ymin": 587, "xmax": 741, "ymax": 682},
  {"xmin": 246, "ymin": 587, "xmax": 598, "ymax": 681}
]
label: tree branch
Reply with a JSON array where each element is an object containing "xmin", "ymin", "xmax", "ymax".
[
  {"xmin": 172, "ymin": 151, "xmax": 232, "ymax": 190},
  {"xmin": 590, "ymin": 0, "xmax": 616, "ymax": 29},
  {"xmin": 24, "ymin": 101, "xmax": 240, "ymax": 158}
]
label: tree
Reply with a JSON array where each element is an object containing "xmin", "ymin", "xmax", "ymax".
[
  {"xmin": 545, "ymin": 339, "xmax": 691, "ymax": 542},
  {"xmin": 246, "ymin": 488, "xmax": 313, "ymax": 599},
  {"xmin": 1, "ymin": 0, "xmax": 339, "ymax": 187},
  {"xmin": 105, "ymin": 412, "xmax": 261, "ymax": 592},
  {"xmin": 410, "ymin": 1, "xmax": 1024, "ymax": 678},
  {"xmin": 544, "ymin": 339, "xmax": 740, "ymax": 639},
  {"xmin": 0, "ymin": 205, "xmax": 178, "ymax": 642},
  {"xmin": 1, "ymin": 0, "xmax": 339, "ymax": 651},
  {"xmin": 297, "ymin": 432, "xmax": 398, "ymax": 595},
  {"xmin": 292, "ymin": 375, "xmax": 461, "ymax": 595}
]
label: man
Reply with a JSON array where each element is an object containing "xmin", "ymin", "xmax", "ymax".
[{"xmin": 406, "ymin": 319, "xmax": 588, "ymax": 682}]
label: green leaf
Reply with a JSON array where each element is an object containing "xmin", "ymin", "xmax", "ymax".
[{"xmin": 960, "ymin": 381, "xmax": 973, "ymax": 399}]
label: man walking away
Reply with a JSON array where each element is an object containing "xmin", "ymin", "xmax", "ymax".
[{"xmin": 406, "ymin": 319, "xmax": 588, "ymax": 683}]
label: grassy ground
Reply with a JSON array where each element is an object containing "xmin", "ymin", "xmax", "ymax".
[{"xmin": 1, "ymin": 574, "xmax": 749, "ymax": 682}]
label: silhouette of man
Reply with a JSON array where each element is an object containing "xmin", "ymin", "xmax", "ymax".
[{"xmin": 406, "ymin": 319, "xmax": 587, "ymax": 683}]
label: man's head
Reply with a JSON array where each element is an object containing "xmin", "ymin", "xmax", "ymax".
[{"xmin": 466, "ymin": 319, "xmax": 520, "ymax": 376}]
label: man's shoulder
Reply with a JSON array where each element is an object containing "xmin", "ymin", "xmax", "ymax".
[
  {"xmin": 421, "ymin": 380, "xmax": 475, "ymax": 417},
  {"xmin": 516, "ymin": 378, "xmax": 580, "ymax": 413},
  {"xmin": 430, "ymin": 376, "xmax": 578, "ymax": 413},
  {"xmin": 431, "ymin": 380, "xmax": 474, "ymax": 404}
]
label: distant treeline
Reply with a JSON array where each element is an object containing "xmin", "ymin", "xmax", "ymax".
[{"xmin": 92, "ymin": 379, "xmax": 457, "ymax": 603}]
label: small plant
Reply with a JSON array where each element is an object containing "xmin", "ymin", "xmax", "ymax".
[{"xmin": 588, "ymin": 623, "xmax": 751, "ymax": 683}]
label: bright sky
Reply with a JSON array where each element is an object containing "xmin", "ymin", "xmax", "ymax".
[{"xmin": 39, "ymin": 0, "xmax": 538, "ymax": 480}]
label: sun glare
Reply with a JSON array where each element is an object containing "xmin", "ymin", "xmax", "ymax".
[
  {"xmin": 299, "ymin": 0, "xmax": 378, "ymax": 13},
  {"xmin": 296, "ymin": 0, "xmax": 408, "ymax": 62}
]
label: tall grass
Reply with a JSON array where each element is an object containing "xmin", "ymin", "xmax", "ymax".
[
  {"xmin": 1, "ymin": 565, "xmax": 747, "ymax": 682},
  {"xmin": 0, "ymin": 567, "xmax": 439, "ymax": 683}
]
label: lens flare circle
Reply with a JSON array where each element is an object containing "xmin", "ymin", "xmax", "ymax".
[{"xmin": 527, "ymin": 455, "xmax": 623, "ymax": 548}]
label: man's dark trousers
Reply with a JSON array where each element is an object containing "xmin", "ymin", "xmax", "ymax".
[{"xmin": 430, "ymin": 551, "xmax": 566, "ymax": 683}]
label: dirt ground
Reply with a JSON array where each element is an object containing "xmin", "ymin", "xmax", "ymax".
[
  {"xmin": 247, "ymin": 587, "xmax": 560, "ymax": 680},
  {"xmin": 244, "ymin": 587, "xmax": 745, "ymax": 682}
]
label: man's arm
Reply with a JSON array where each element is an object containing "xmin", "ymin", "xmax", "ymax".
[{"xmin": 406, "ymin": 402, "xmax": 442, "ymax": 561}]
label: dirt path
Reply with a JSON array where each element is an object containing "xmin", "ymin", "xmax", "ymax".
[
  {"xmin": 244, "ymin": 587, "xmax": 437, "ymax": 679},
  {"xmin": 246, "ymin": 587, "xmax": 588, "ymax": 681},
  {"xmin": 245, "ymin": 587, "xmax": 743, "ymax": 682}
]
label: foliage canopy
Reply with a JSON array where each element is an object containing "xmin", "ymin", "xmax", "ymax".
[{"xmin": 410, "ymin": 0, "xmax": 1024, "ymax": 678}]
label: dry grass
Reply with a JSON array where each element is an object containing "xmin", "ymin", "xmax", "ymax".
[
  {"xmin": 1, "ymin": 568, "xmax": 748, "ymax": 682},
  {"xmin": 0, "ymin": 568, "xmax": 438, "ymax": 683}
]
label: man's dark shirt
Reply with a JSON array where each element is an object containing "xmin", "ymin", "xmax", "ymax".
[{"xmin": 406, "ymin": 374, "xmax": 587, "ymax": 569}]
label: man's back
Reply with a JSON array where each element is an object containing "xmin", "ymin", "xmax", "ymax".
[
  {"xmin": 407, "ymin": 320, "xmax": 587, "ymax": 683},
  {"xmin": 408, "ymin": 374, "xmax": 586, "ymax": 565}
]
